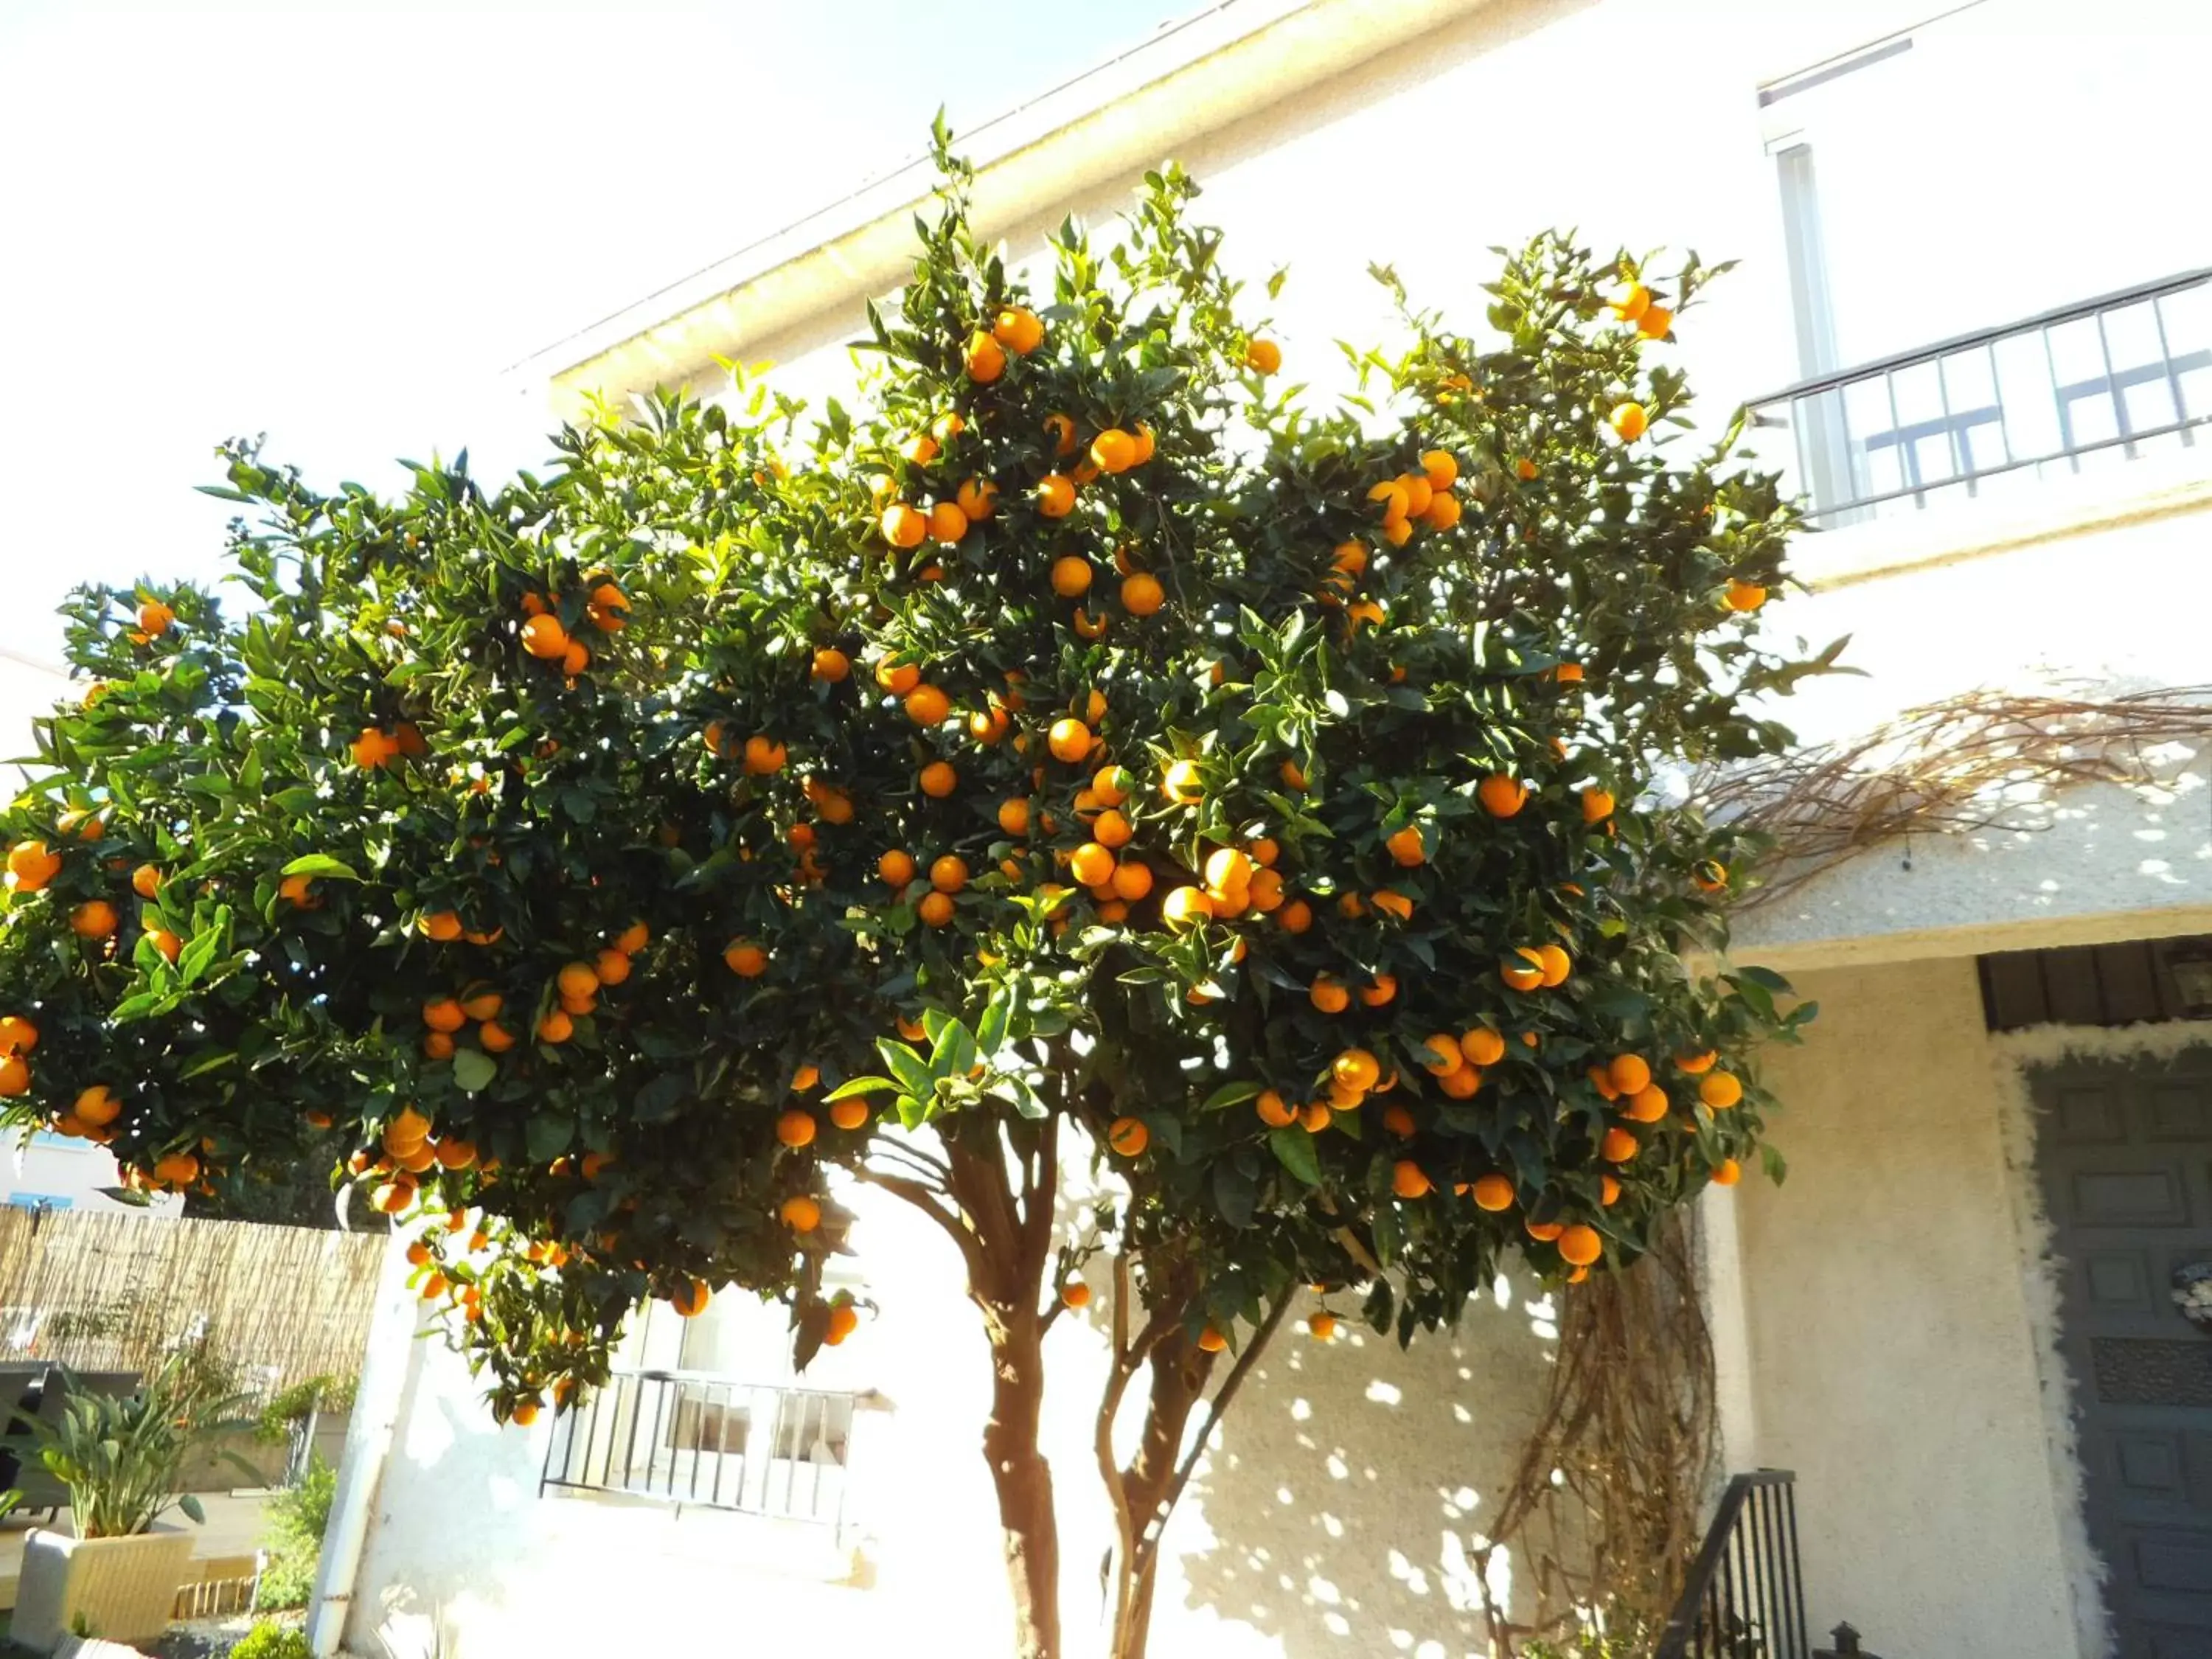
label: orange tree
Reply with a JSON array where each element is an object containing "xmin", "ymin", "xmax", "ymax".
[{"xmin": 0, "ymin": 135, "xmax": 1819, "ymax": 1659}]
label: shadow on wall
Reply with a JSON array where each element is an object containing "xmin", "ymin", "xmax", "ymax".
[{"xmin": 1162, "ymin": 1279, "xmax": 1561, "ymax": 1659}]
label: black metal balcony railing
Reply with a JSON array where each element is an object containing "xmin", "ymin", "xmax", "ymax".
[
  {"xmin": 1750, "ymin": 268, "xmax": 2212, "ymax": 527},
  {"xmin": 1655, "ymin": 1470, "xmax": 1809, "ymax": 1659},
  {"xmin": 541, "ymin": 1368, "xmax": 855, "ymax": 1527}
]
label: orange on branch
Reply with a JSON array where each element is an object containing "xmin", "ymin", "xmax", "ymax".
[
  {"xmin": 964, "ymin": 332, "xmax": 1006, "ymax": 383},
  {"xmin": 1108, "ymin": 860, "xmax": 1152, "ymax": 901},
  {"xmin": 1047, "ymin": 719, "xmax": 1091, "ymax": 763},
  {"xmin": 1035, "ymin": 474, "xmax": 1077, "ymax": 518},
  {"xmin": 1478, "ymin": 774, "xmax": 1528, "ymax": 818},
  {"xmin": 1472, "ymin": 1173, "xmax": 1514, "ymax": 1212}
]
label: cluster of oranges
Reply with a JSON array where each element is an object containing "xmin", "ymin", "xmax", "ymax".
[
  {"xmin": 517, "ymin": 578, "xmax": 630, "ymax": 677},
  {"xmin": 3, "ymin": 820, "xmax": 216, "ymax": 1178},
  {"xmin": 1362, "ymin": 448, "xmax": 1465, "ymax": 547},
  {"xmin": 417, "ymin": 921, "xmax": 647, "ymax": 1060},
  {"xmin": 0, "ymin": 1015, "xmax": 127, "ymax": 1155},
  {"xmin": 348, "ymin": 721, "xmax": 428, "ymax": 771},
  {"xmin": 345, "ymin": 1105, "xmax": 483, "ymax": 1217}
]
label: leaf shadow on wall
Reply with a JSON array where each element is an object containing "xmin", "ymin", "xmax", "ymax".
[{"xmin": 1158, "ymin": 1279, "xmax": 1562, "ymax": 1659}]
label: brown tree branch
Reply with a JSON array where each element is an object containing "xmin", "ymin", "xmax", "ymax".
[
  {"xmin": 866, "ymin": 1136, "xmax": 953, "ymax": 1189},
  {"xmin": 852, "ymin": 1166, "xmax": 984, "ymax": 1283},
  {"xmin": 945, "ymin": 1133, "xmax": 1023, "ymax": 1290},
  {"xmin": 1021, "ymin": 1109, "xmax": 1060, "ymax": 1265},
  {"xmin": 1132, "ymin": 1293, "xmax": 1291, "ymax": 1570}
]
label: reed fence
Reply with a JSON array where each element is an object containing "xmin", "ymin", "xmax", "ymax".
[{"xmin": 0, "ymin": 1208, "xmax": 382, "ymax": 1401}]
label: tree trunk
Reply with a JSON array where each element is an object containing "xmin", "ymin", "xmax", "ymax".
[
  {"xmin": 863, "ymin": 1127, "xmax": 1066, "ymax": 1659},
  {"xmin": 986, "ymin": 1312, "xmax": 1062, "ymax": 1659},
  {"xmin": 1107, "ymin": 1295, "xmax": 1291, "ymax": 1659},
  {"xmin": 1108, "ymin": 1330, "xmax": 1212, "ymax": 1659}
]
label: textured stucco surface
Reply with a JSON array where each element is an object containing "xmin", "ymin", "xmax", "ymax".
[
  {"xmin": 1733, "ymin": 957, "xmax": 2081, "ymax": 1659},
  {"xmin": 1732, "ymin": 761, "xmax": 2212, "ymax": 967}
]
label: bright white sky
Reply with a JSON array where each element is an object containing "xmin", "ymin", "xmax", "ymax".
[{"xmin": 0, "ymin": 0, "xmax": 1202, "ymax": 670}]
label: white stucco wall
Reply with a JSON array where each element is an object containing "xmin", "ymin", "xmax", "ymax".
[
  {"xmin": 1728, "ymin": 956, "xmax": 2085, "ymax": 1659},
  {"xmin": 334, "ymin": 1174, "xmax": 1559, "ymax": 1659}
]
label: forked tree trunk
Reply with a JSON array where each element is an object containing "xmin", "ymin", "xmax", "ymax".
[{"xmin": 986, "ymin": 1311, "xmax": 1064, "ymax": 1659}]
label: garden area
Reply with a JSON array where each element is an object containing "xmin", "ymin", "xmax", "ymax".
[{"xmin": 0, "ymin": 1211, "xmax": 373, "ymax": 1656}]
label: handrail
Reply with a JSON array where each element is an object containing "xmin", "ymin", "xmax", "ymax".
[
  {"xmin": 541, "ymin": 1368, "xmax": 857, "ymax": 1526},
  {"xmin": 1749, "ymin": 265, "xmax": 2212, "ymax": 406},
  {"xmin": 1654, "ymin": 1470, "xmax": 1809, "ymax": 1659}
]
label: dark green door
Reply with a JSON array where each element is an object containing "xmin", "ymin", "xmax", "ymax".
[{"xmin": 2033, "ymin": 1051, "xmax": 2212, "ymax": 1659}]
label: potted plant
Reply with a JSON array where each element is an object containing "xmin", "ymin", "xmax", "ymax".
[{"xmin": 9, "ymin": 1354, "xmax": 252, "ymax": 1654}]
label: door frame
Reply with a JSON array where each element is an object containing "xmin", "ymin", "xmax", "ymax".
[{"xmin": 1997, "ymin": 1022, "xmax": 2212, "ymax": 1659}]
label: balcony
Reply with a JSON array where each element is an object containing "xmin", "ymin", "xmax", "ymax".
[
  {"xmin": 541, "ymin": 1368, "xmax": 858, "ymax": 1527},
  {"xmin": 1750, "ymin": 268, "xmax": 2212, "ymax": 530}
]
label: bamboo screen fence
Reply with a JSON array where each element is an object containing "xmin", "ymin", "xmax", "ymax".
[{"xmin": 0, "ymin": 1210, "xmax": 383, "ymax": 1398}]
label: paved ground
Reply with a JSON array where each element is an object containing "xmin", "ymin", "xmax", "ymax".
[{"xmin": 0, "ymin": 1490, "xmax": 270, "ymax": 1613}]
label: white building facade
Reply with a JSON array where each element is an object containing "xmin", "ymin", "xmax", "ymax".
[{"xmin": 319, "ymin": 4, "xmax": 2212, "ymax": 1657}]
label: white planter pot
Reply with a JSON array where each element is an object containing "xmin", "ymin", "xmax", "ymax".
[{"xmin": 9, "ymin": 1524, "xmax": 195, "ymax": 1654}]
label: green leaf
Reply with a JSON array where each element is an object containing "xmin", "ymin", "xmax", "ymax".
[
  {"xmin": 451, "ymin": 1051, "xmax": 496, "ymax": 1093},
  {"xmin": 824, "ymin": 1076, "xmax": 896, "ymax": 1102},
  {"xmin": 1211, "ymin": 1161, "xmax": 1257, "ymax": 1227},
  {"xmin": 634, "ymin": 1074, "xmax": 688, "ymax": 1122},
  {"xmin": 877, "ymin": 1040, "xmax": 932, "ymax": 1099},
  {"xmin": 1267, "ymin": 1126, "xmax": 1322, "ymax": 1186},
  {"xmin": 1200, "ymin": 1080, "xmax": 1262, "ymax": 1113},
  {"xmin": 177, "ymin": 1492, "xmax": 206, "ymax": 1524},
  {"xmin": 178, "ymin": 928, "xmax": 223, "ymax": 987},
  {"xmin": 975, "ymin": 997, "xmax": 1009, "ymax": 1060},
  {"xmin": 279, "ymin": 854, "xmax": 360, "ymax": 881},
  {"xmin": 178, "ymin": 1051, "xmax": 236, "ymax": 1080},
  {"xmin": 525, "ymin": 1113, "xmax": 574, "ymax": 1163},
  {"xmin": 931, "ymin": 1019, "xmax": 978, "ymax": 1083}
]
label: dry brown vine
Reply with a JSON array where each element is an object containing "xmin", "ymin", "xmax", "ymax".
[
  {"xmin": 1472, "ymin": 1217, "xmax": 1716, "ymax": 1655},
  {"xmin": 1708, "ymin": 685, "xmax": 2212, "ymax": 905}
]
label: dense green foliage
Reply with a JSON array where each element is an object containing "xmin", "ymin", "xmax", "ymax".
[
  {"xmin": 254, "ymin": 1454, "xmax": 336, "ymax": 1612},
  {"xmin": 0, "ymin": 136, "xmax": 1814, "ymax": 1429}
]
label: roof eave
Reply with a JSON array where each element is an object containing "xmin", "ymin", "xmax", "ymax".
[{"xmin": 539, "ymin": 0, "xmax": 1489, "ymax": 417}]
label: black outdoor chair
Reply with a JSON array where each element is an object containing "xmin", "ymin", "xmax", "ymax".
[
  {"xmin": 0, "ymin": 1366, "xmax": 141, "ymax": 1520},
  {"xmin": 0, "ymin": 1362, "xmax": 50, "ymax": 1510}
]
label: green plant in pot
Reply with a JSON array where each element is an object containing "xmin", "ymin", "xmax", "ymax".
[{"xmin": 9, "ymin": 1353, "xmax": 256, "ymax": 1654}]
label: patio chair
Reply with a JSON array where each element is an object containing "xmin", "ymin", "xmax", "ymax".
[
  {"xmin": 0, "ymin": 1362, "xmax": 50, "ymax": 1506},
  {"xmin": 0, "ymin": 1367, "xmax": 141, "ymax": 1520}
]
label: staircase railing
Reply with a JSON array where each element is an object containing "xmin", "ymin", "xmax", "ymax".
[{"xmin": 1654, "ymin": 1470, "xmax": 1810, "ymax": 1659}]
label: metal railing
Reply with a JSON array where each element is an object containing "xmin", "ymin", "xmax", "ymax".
[
  {"xmin": 541, "ymin": 1367, "xmax": 855, "ymax": 1528},
  {"xmin": 1750, "ymin": 268, "xmax": 2212, "ymax": 526},
  {"xmin": 1654, "ymin": 1470, "xmax": 1809, "ymax": 1659}
]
